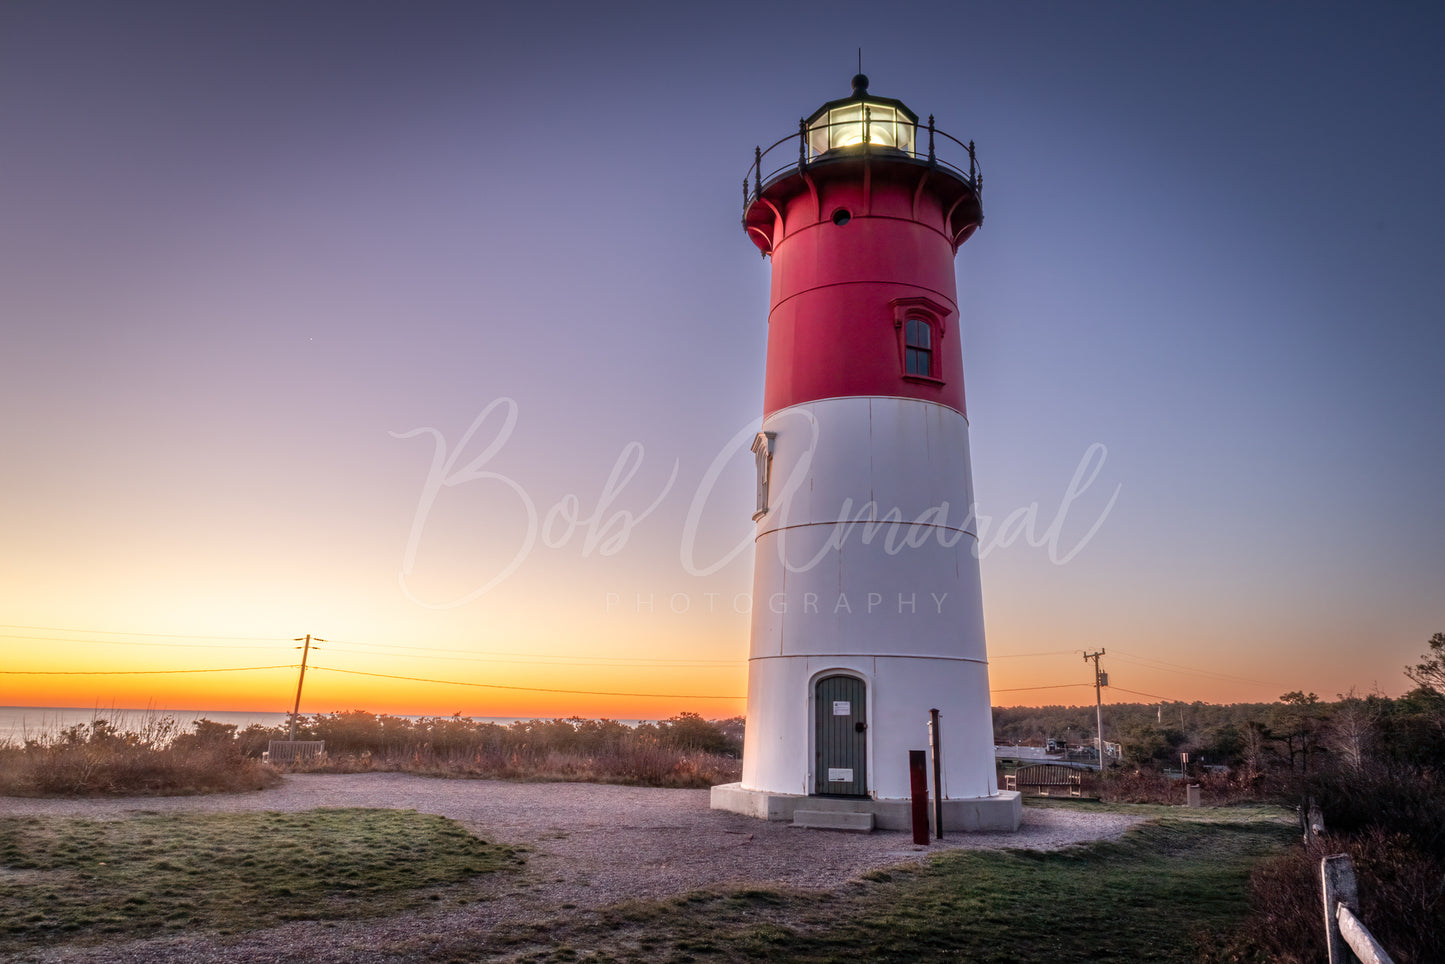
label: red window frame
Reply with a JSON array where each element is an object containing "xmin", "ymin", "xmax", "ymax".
[{"xmin": 891, "ymin": 297, "xmax": 950, "ymax": 384}]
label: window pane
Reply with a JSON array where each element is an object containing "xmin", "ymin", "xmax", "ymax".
[
  {"xmin": 807, "ymin": 121, "xmax": 830, "ymax": 158},
  {"xmin": 869, "ymin": 105, "xmax": 897, "ymax": 147},
  {"xmin": 831, "ymin": 105, "xmax": 864, "ymax": 148},
  {"xmin": 897, "ymin": 118, "xmax": 915, "ymax": 155},
  {"xmin": 906, "ymin": 347, "xmax": 932, "ymax": 376},
  {"xmin": 906, "ymin": 318, "xmax": 930, "ymax": 349}
]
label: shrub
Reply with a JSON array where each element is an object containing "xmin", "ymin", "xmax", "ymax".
[
  {"xmin": 0, "ymin": 717, "xmax": 280, "ymax": 797},
  {"xmin": 1, "ymin": 711, "xmax": 747, "ymax": 795},
  {"xmin": 1214, "ymin": 828, "xmax": 1445, "ymax": 964},
  {"xmin": 1097, "ymin": 768, "xmax": 1261, "ymax": 806},
  {"xmin": 247, "ymin": 711, "xmax": 743, "ymax": 789},
  {"xmin": 1211, "ymin": 756, "xmax": 1445, "ymax": 964}
]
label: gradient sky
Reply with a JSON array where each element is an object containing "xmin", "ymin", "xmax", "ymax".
[{"xmin": 1, "ymin": 1, "xmax": 1441, "ymax": 719}]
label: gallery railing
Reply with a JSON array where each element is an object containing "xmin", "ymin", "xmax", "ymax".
[{"xmin": 743, "ymin": 110, "xmax": 981, "ymax": 220}]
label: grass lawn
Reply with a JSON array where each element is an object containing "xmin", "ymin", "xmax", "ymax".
[
  {"xmin": 504, "ymin": 803, "xmax": 1296, "ymax": 964},
  {"xmin": 0, "ymin": 807, "xmax": 521, "ymax": 952},
  {"xmin": 0, "ymin": 802, "xmax": 1294, "ymax": 962}
]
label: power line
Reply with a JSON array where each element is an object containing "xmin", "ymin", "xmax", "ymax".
[
  {"xmin": 310, "ymin": 665, "xmax": 746, "ymax": 701},
  {"xmin": 0, "ymin": 634, "xmax": 289, "ymax": 651},
  {"xmin": 0, "ymin": 623, "xmax": 285, "ymax": 643},
  {"xmin": 326, "ymin": 637, "xmax": 740, "ymax": 665},
  {"xmin": 1, "ymin": 665, "xmax": 297, "ymax": 676},
  {"xmin": 1108, "ymin": 649, "xmax": 1280, "ymax": 688},
  {"xmin": 0, "ymin": 623, "xmax": 741, "ymax": 667},
  {"xmin": 990, "ymin": 683, "xmax": 1093, "ymax": 693},
  {"xmin": 1108, "ymin": 684, "xmax": 1186, "ymax": 703},
  {"xmin": 318, "ymin": 644, "xmax": 741, "ymax": 668}
]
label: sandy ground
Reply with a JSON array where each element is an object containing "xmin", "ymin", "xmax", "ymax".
[{"xmin": 2, "ymin": 773, "xmax": 1143, "ymax": 963}]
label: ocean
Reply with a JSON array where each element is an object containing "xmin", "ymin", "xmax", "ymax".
[
  {"xmin": 0, "ymin": 707, "xmax": 658, "ymax": 743},
  {"xmin": 0, "ymin": 707, "xmax": 547, "ymax": 743}
]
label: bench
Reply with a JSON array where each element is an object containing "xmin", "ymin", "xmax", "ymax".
[
  {"xmin": 1005, "ymin": 763, "xmax": 1085, "ymax": 797},
  {"xmin": 266, "ymin": 740, "xmax": 326, "ymax": 764}
]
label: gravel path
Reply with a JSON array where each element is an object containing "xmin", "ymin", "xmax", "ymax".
[{"xmin": 3, "ymin": 773, "xmax": 1143, "ymax": 963}]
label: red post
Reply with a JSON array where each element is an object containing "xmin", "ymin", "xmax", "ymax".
[
  {"xmin": 909, "ymin": 750, "xmax": 930, "ymax": 845},
  {"xmin": 930, "ymin": 708, "xmax": 945, "ymax": 838}
]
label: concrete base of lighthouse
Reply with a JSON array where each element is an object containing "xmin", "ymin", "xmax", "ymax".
[{"xmin": 710, "ymin": 783, "xmax": 1021, "ymax": 833}]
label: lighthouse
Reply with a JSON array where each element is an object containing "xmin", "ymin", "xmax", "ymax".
[{"xmin": 710, "ymin": 76, "xmax": 1021, "ymax": 832}]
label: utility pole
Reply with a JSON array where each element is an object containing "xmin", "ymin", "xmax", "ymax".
[
  {"xmin": 288, "ymin": 634, "xmax": 324, "ymax": 741},
  {"xmin": 1083, "ymin": 650, "xmax": 1107, "ymax": 770}
]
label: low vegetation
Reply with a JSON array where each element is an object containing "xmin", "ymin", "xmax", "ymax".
[
  {"xmin": 0, "ymin": 808, "xmax": 521, "ymax": 953},
  {"xmin": 1209, "ymin": 763, "xmax": 1445, "ymax": 964},
  {"xmin": 0, "ymin": 711, "xmax": 743, "ymax": 796},
  {"xmin": 258, "ymin": 710, "xmax": 744, "ymax": 788},
  {"xmin": 0, "ymin": 716, "xmax": 281, "ymax": 797}
]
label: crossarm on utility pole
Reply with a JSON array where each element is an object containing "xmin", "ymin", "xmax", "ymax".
[{"xmin": 288, "ymin": 634, "xmax": 325, "ymax": 741}]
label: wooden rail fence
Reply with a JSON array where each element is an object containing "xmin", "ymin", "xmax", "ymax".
[{"xmin": 1321, "ymin": 853, "xmax": 1395, "ymax": 964}]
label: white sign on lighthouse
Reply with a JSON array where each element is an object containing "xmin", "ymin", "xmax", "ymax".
[{"xmin": 710, "ymin": 76, "xmax": 1023, "ymax": 833}]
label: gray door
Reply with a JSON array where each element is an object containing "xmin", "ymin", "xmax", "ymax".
[{"xmin": 814, "ymin": 675, "xmax": 867, "ymax": 795}]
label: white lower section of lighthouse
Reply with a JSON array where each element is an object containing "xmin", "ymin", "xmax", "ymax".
[{"xmin": 711, "ymin": 395, "xmax": 1022, "ymax": 831}]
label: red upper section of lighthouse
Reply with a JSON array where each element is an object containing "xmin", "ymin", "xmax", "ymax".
[{"xmin": 743, "ymin": 78, "xmax": 984, "ymax": 420}]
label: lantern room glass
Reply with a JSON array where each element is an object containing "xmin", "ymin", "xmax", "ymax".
[{"xmin": 807, "ymin": 102, "xmax": 916, "ymax": 158}]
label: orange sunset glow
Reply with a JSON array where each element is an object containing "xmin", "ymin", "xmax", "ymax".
[{"xmin": 2, "ymin": 3, "xmax": 1440, "ymax": 730}]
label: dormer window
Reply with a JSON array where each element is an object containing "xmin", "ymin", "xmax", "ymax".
[{"xmin": 891, "ymin": 296, "xmax": 950, "ymax": 383}]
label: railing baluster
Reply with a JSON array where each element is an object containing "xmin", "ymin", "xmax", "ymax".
[
  {"xmin": 798, "ymin": 118, "xmax": 807, "ymax": 172},
  {"xmin": 928, "ymin": 115, "xmax": 936, "ymax": 165},
  {"xmin": 754, "ymin": 146, "xmax": 762, "ymax": 198}
]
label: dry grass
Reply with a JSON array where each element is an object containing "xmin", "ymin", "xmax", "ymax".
[
  {"xmin": 259, "ymin": 710, "xmax": 743, "ymax": 789},
  {"xmin": 1097, "ymin": 768, "xmax": 1270, "ymax": 806},
  {"xmin": 291, "ymin": 744, "xmax": 741, "ymax": 788},
  {"xmin": 1, "ymin": 711, "xmax": 742, "ymax": 797},
  {"xmin": 0, "ymin": 717, "xmax": 280, "ymax": 797}
]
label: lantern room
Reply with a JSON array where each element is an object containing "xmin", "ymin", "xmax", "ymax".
[{"xmin": 805, "ymin": 74, "xmax": 917, "ymax": 156}]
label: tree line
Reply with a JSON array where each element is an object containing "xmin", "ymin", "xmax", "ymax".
[{"xmin": 995, "ymin": 633, "xmax": 1445, "ymax": 777}]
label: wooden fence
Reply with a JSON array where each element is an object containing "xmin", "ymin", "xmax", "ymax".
[{"xmin": 1319, "ymin": 850, "xmax": 1395, "ymax": 964}]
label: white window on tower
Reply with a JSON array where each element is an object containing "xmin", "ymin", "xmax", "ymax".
[{"xmin": 751, "ymin": 431, "xmax": 776, "ymax": 521}]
